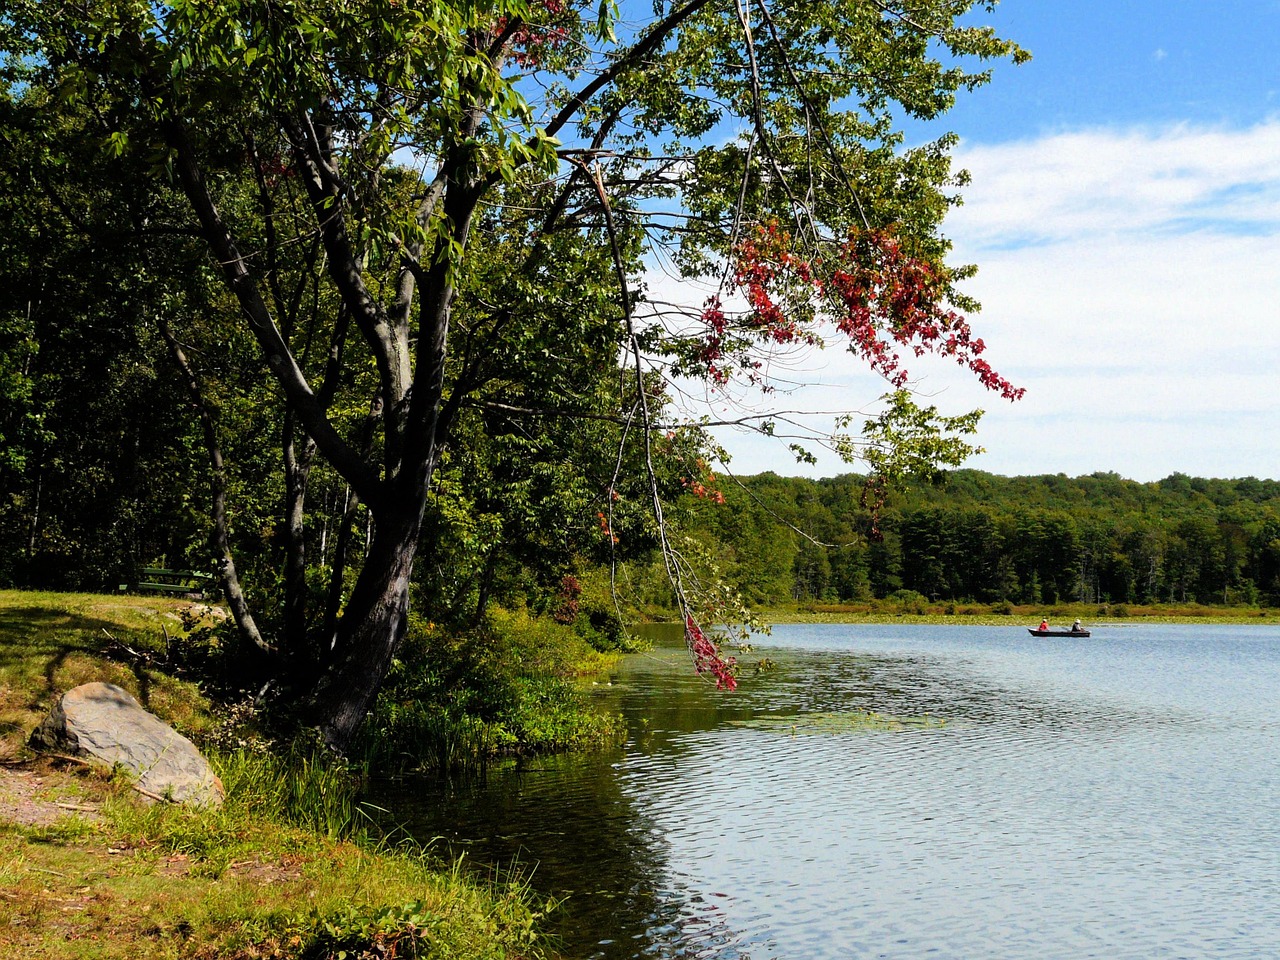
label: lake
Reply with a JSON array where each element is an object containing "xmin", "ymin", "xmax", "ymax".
[{"xmin": 377, "ymin": 622, "xmax": 1280, "ymax": 959}]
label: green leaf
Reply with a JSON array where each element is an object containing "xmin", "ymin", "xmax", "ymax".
[
  {"xmin": 105, "ymin": 130, "xmax": 128, "ymax": 157},
  {"xmin": 595, "ymin": 0, "xmax": 618, "ymax": 42}
]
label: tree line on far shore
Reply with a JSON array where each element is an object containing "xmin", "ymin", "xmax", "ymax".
[{"xmin": 681, "ymin": 470, "xmax": 1280, "ymax": 609}]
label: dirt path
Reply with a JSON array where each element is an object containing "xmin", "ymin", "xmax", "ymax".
[{"xmin": 0, "ymin": 765, "xmax": 101, "ymax": 827}]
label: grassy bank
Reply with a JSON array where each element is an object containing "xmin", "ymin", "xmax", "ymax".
[{"xmin": 0, "ymin": 590, "xmax": 558, "ymax": 959}]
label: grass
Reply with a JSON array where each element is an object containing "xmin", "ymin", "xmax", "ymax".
[
  {"xmin": 0, "ymin": 590, "xmax": 216, "ymax": 762},
  {"xmin": 0, "ymin": 769, "xmax": 550, "ymax": 959},
  {"xmin": 0, "ymin": 589, "xmax": 556, "ymax": 959}
]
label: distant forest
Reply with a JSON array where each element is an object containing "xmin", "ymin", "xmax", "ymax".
[{"xmin": 681, "ymin": 471, "xmax": 1280, "ymax": 608}]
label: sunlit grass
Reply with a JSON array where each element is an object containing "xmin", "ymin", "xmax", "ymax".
[
  {"xmin": 0, "ymin": 750, "xmax": 552, "ymax": 959},
  {"xmin": 0, "ymin": 780, "xmax": 551, "ymax": 959},
  {"xmin": 0, "ymin": 590, "xmax": 555, "ymax": 959},
  {"xmin": 0, "ymin": 589, "xmax": 214, "ymax": 760}
]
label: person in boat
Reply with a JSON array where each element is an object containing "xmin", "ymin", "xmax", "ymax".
[
  {"xmin": 1072, "ymin": 618, "xmax": 1082, "ymax": 632},
  {"xmin": 1038, "ymin": 618, "xmax": 1049, "ymax": 631}
]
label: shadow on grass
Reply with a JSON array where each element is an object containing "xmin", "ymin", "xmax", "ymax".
[{"xmin": 0, "ymin": 605, "xmax": 168, "ymax": 712}]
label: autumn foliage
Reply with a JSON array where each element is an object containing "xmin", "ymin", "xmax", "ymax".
[
  {"xmin": 698, "ymin": 222, "xmax": 1024, "ymax": 403},
  {"xmin": 686, "ymin": 616, "xmax": 737, "ymax": 690}
]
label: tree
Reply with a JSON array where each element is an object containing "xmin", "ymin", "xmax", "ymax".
[
  {"xmin": 3, "ymin": 0, "xmax": 1026, "ymax": 752},
  {"xmin": 791, "ymin": 539, "xmax": 831, "ymax": 600},
  {"xmin": 0, "ymin": 86, "xmax": 220, "ymax": 589}
]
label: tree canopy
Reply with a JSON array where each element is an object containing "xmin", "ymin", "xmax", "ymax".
[{"xmin": 0, "ymin": 0, "xmax": 1026, "ymax": 751}]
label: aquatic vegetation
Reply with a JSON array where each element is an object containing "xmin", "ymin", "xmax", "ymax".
[{"xmin": 728, "ymin": 710, "xmax": 947, "ymax": 735}]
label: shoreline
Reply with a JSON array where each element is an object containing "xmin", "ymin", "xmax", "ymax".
[{"xmin": 753, "ymin": 612, "xmax": 1277, "ymax": 627}]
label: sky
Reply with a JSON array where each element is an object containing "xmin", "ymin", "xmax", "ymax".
[{"xmin": 695, "ymin": 0, "xmax": 1280, "ymax": 483}]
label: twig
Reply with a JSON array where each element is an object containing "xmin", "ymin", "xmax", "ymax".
[
  {"xmin": 754, "ymin": 0, "xmax": 871, "ymax": 231},
  {"xmin": 47, "ymin": 754, "xmax": 94, "ymax": 768},
  {"xmin": 132, "ymin": 784, "xmax": 172, "ymax": 804},
  {"xmin": 103, "ymin": 633, "xmax": 149, "ymax": 663}
]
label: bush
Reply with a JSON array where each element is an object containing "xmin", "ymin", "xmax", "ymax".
[
  {"xmin": 886, "ymin": 589, "xmax": 928, "ymax": 614},
  {"xmin": 564, "ymin": 569, "xmax": 642, "ymax": 652},
  {"xmin": 360, "ymin": 608, "xmax": 624, "ymax": 774}
]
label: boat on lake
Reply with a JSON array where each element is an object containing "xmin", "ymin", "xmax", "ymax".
[{"xmin": 1028, "ymin": 628, "xmax": 1091, "ymax": 638}]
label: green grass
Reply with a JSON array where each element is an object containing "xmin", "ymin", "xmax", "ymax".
[
  {"xmin": 216, "ymin": 747, "xmax": 364, "ymax": 840},
  {"xmin": 0, "ymin": 773, "xmax": 552, "ymax": 959},
  {"xmin": 0, "ymin": 590, "xmax": 556, "ymax": 959},
  {"xmin": 0, "ymin": 589, "xmax": 216, "ymax": 761}
]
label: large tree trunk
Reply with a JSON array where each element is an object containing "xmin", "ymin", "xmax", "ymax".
[
  {"xmin": 313, "ymin": 505, "xmax": 424, "ymax": 753},
  {"xmin": 164, "ymin": 100, "xmax": 466, "ymax": 753}
]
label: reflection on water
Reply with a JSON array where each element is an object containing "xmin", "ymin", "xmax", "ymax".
[{"xmin": 377, "ymin": 623, "xmax": 1280, "ymax": 959}]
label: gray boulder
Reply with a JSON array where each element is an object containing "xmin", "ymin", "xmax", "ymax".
[{"xmin": 30, "ymin": 682, "xmax": 224, "ymax": 807}]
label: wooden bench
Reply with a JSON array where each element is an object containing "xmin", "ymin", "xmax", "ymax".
[{"xmin": 128, "ymin": 568, "xmax": 217, "ymax": 598}]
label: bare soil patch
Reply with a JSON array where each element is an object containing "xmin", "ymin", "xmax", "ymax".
[{"xmin": 0, "ymin": 764, "xmax": 101, "ymax": 827}]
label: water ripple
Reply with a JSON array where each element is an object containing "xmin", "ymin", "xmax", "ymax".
[{"xmin": 380, "ymin": 623, "xmax": 1280, "ymax": 959}]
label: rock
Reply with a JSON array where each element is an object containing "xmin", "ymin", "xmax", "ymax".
[{"xmin": 30, "ymin": 682, "xmax": 224, "ymax": 807}]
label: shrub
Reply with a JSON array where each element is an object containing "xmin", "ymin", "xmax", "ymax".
[
  {"xmin": 887, "ymin": 589, "xmax": 928, "ymax": 614},
  {"xmin": 359, "ymin": 608, "xmax": 624, "ymax": 774}
]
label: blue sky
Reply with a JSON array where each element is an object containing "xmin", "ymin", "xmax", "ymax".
[
  {"xmin": 700, "ymin": 0, "xmax": 1280, "ymax": 483},
  {"xmin": 948, "ymin": 1, "xmax": 1280, "ymax": 135}
]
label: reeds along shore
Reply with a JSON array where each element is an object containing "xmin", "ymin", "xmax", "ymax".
[{"xmin": 755, "ymin": 598, "xmax": 1277, "ymax": 624}]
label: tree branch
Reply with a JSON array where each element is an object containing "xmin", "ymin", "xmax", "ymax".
[
  {"xmin": 157, "ymin": 316, "xmax": 275, "ymax": 658},
  {"xmin": 162, "ymin": 113, "xmax": 385, "ymax": 510},
  {"xmin": 283, "ymin": 113, "xmax": 411, "ymax": 419},
  {"xmin": 544, "ymin": 0, "xmax": 721, "ymax": 141}
]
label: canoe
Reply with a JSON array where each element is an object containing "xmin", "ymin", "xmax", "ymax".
[{"xmin": 1028, "ymin": 629, "xmax": 1091, "ymax": 637}]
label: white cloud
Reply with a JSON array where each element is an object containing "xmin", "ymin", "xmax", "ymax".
[
  {"xmin": 948, "ymin": 122, "xmax": 1280, "ymax": 246},
  {"xmin": 687, "ymin": 121, "xmax": 1280, "ymax": 481},
  {"xmin": 941, "ymin": 123, "xmax": 1280, "ymax": 480}
]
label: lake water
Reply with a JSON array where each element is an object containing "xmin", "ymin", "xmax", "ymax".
[{"xmin": 378, "ymin": 623, "xmax": 1280, "ymax": 959}]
